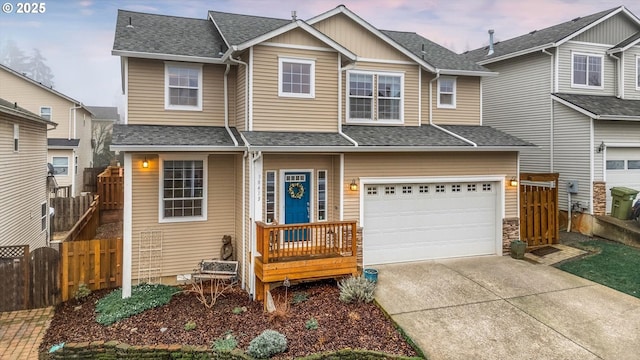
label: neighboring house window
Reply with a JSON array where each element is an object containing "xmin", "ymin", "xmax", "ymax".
[
  {"xmin": 41, "ymin": 202, "xmax": 47, "ymax": 232},
  {"xmin": 165, "ymin": 62, "xmax": 203, "ymax": 110},
  {"xmin": 437, "ymin": 77, "xmax": 456, "ymax": 108},
  {"xmin": 572, "ymin": 53, "xmax": 603, "ymax": 88},
  {"xmin": 278, "ymin": 57, "xmax": 315, "ymax": 98},
  {"xmin": 265, "ymin": 171, "xmax": 276, "ymax": 223},
  {"xmin": 347, "ymin": 71, "xmax": 403, "ymax": 123},
  {"xmin": 40, "ymin": 106, "xmax": 52, "ymax": 120},
  {"xmin": 160, "ymin": 157, "xmax": 207, "ymax": 222},
  {"xmin": 13, "ymin": 124, "xmax": 19, "ymax": 152},
  {"xmin": 52, "ymin": 157, "xmax": 68, "ymax": 175},
  {"xmin": 317, "ymin": 170, "xmax": 327, "ymax": 221}
]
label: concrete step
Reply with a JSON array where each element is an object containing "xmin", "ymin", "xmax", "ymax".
[{"xmin": 593, "ymin": 215, "xmax": 640, "ymax": 248}]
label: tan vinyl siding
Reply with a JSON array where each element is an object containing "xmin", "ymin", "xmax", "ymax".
[
  {"xmin": 624, "ymin": 47, "xmax": 640, "ymax": 100},
  {"xmin": 594, "ymin": 120, "xmax": 640, "ymax": 181},
  {"xmin": 482, "ymin": 51, "xmax": 552, "ymax": 172},
  {"xmin": 343, "ymin": 152, "xmax": 518, "ymax": 221},
  {"xmin": 557, "ymin": 42, "xmax": 616, "ymax": 95},
  {"xmin": 0, "ymin": 114, "xmax": 48, "ymax": 249},
  {"xmin": 130, "ymin": 153, "xmax": 238, "ymax": 281},
  {"xmin": 552, "ymin": 102, "xmax": 592, "ymax": 212},
  {"xmin": 426, "ymin": 75, "xmax": 481, "ymax": 125},
  {"xmin": 342, "ymin": 62, "xmax": 420, "ymax": 126},
  {"xmin": 263, "ymin": 154, "xmax": 339, "ymax": 222},
  {"xmin": 313, "ymin": 13, "xmax": 412, "ymax": 61},
  {"xmin": 573, "ymin": 13, "xmax": 638, "ymax": 44},
  {"xmin": 234, "ymin": 53, "xmax": 248, "ymax": 130},
  {"xmin": 127, "ymin": 58, "xmax": 232, "ymax": 126},
  {"xmin": 251, "ymin": 45, "xmax": 338, "ymax": 132},
  {"xmin": 268, "ymin": 28, "xmax": 328, "ymax": 47}
]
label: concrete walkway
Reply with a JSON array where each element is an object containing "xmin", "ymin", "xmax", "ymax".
[
  {"xmin": 374, "ymin": 256, "xmax": 640, "ymax": 360},
  {"xmin": 0, "ymin": 307, "xmax": 54, "ymax": 360}
]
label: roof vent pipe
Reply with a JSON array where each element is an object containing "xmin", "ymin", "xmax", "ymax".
[
  {"xmin": 126, "ymin": 17, "xmax": 133, "ymax": 28},
  {"xmin": 487, "ymin": 29, "xmax": 495, "ymax": 56},
  {"xmin": 291, "ymin": 10, "xmax": 297, "ymax": 21}
]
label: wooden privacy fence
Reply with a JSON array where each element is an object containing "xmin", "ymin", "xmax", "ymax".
[
  {"xmin": 63, "ymin": 195, "xmax": 100, "ymax": 242},
  {"xmin": 83, "ymin": 166, "xmax": 106, "ymax": 193},
  {"xmin": 520, "ymin": 173, "xmax": 559, "ymax": 247},
  {"xmin": 60, "ymin": 238, "xmax": 123, "ymax": 302},
  {"xmin": 98, "ymin": 166, "xmax": 124, "ymax": 210},
  {"xmin": 51, "ymin": 194, "xmax": 94, "ymax": 231},
  {"xmin": 0, "ymin": 246, "xmax": 60, "ymax": 311}
]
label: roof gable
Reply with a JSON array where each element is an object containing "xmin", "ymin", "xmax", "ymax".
[{"xmin": 208, "ymin": 11, "xmax": 290, "ymax": 46}]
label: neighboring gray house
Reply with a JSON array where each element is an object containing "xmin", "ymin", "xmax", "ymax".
[{"xmin": 464, "ymin": 6, "xmax": 640, "ymax": 233}]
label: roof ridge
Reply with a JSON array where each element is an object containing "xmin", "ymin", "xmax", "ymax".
[
  {"xmin": 118, "ymin": 8, "xmax": 208, "ymax": 21},
  {"xmin": 208, "ymin": 10, "xmax": 288, "ymax": 22}
]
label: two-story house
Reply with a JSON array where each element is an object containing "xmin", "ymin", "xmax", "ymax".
[
  {"xmin": 0, "ymin": 98, "xmax": 56, "ymax": 249},
  {"xmin": 464, "ymin": 6, "xmax": 640, "ymax": 234},
  {"xmin": 111, "ymin": 5, "xmax": 532, "ymax": 299},
  {"xmin": 0, "ymin": 64, "xmax": 94, "ymax": 197}
]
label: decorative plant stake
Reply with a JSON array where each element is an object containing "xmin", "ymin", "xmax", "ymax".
[{"xmin": 288, "ymin": 183, "xmax": 305, "ymax": 199}]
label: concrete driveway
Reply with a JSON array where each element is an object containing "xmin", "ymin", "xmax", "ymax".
[{"xmin": 374, "ymin": 256, "xmax": 640, "ymax": 360}]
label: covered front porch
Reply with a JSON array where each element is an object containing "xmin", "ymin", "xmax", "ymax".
[{"xmin": 254, "ymin": 220, "xmax": 359, "ymax": 301}]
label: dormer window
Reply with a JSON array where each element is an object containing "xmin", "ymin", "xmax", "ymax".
[
  {"xmin": 347, "ymin": 70, "xmax": 403, "ymax": 124},
  {"xmin": 572, "ymin": 53, "xmax": 603, "ymax": 89},
  {"xmin": 165, "ymin": 62, "xmax": 203, "ymax": 111},
  {"xmin": 278, "ymin": 57, "xmax": 315, "ymax": 98}
]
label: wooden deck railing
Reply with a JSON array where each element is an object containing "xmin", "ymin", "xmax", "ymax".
[{"xmin": 256, "ymin": 221, "xmax": 358, "ymax": 263}]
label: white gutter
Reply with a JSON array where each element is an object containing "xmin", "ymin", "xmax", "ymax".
[
  {"xmin": 438, "ymin": 69, "xmax": 498, "ymax": 77},
  {"xmin": 428, "ymin": 70, "xmax": 477, "ymax": 147},
  {"xmin": 228, "ymin": 56, "xmax": 249, "ymax": 131},
  {"xmin": 337, "ymin": 54, "xmax": 359, "ymax": 146},
  {"xmin": 223, "ymin": 64, "xmax": 239, "ymax": 146},
  {"xmin": 110, "ymin": 145, "xmax": 245, "ymax": 152},
  {"xmin": 111, "ymin": 50, "xmax": 225, "ymax": 64},
  {"xmin": 477, "ymin": 43, "xmax": 555, "ymax": 65}
]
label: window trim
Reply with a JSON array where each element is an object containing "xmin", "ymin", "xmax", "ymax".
[
  {"xmin": 158, "ymin": 154, "xmax": 208, "ymax": 223},
  {"xmin": 437, "ymin": 76, "xmax": 457, "ymax": 109},
  {"xmin": 52, "ymin": 156, "xmax": 69, "ymax": 176},
  {"xmin": 571, "ymin": 52, "xmax": 604, "ymax": 89},
  {"xmin": 317, "ymin": 170, "xmax": 327, "ymax": 222},
  {"xmin": 278, "ymin": 57, "xmax": 315, "ymax": 98},
  {"xmin": 346, "ymin": 70, "xmax": 404, "ymax": 124},
  {"xmin": 40, "ymin": 106, "xmax": 52, "ymax": 121},
  {"xmin": 13, "ymin": 124, "xmax": 19, "ymax": 152},
  {"xmin": 265, "ymin": 170, "xmax": 277, "ymax": 224},
  {"xmin": 164, "ymin": 62, "xmax": 203, "ymax": 111},
  {"xmin": 41, "ymin": 202, "xmax": 47, "ymax": 233}
]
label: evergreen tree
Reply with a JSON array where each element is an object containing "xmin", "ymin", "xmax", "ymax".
[
  {"xmin": 0, "ymin": 40, "xmax": 29, "ymax": 74},
  {"xmin": 28, "ymin": 48, "xmax": 55, "ymax": 87}
]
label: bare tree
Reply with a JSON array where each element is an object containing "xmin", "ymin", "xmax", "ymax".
[{"xmin": 92, "ymin": 122, "xmax": 116, "ymax": 167}]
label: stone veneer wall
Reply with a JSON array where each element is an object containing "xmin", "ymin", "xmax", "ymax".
[
  {"xmin": 502, "ymin": 218, "xmax": 520, "ymax": 255},
  {"xmin": 593, "ymin": 181, "xmax": 606, "ymax": 216}
]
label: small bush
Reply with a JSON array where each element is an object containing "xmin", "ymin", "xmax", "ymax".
[
  {"xmin": 291, "ymin": 291, "xmax": 309, "ymax": 305},
  {"xmin": 305, "ymin": 317, "xmax": 318, "ymax": 330},
  {"xmin": 338, "ymin": 275, "xmax": 375, "ymax": 303},
  {"xmin": 232, "ymin": 306, "xmax": 247, "ymax": 315},
  {"xmin": 74, "ymin": 283, "xmax": 92, "ymax": 302},
  {"xmin": 212, "ymin": 331, "xmax": 237, "ymax": 352},
  {"xmin": 184, "ymin": 320, "xmax": 196, "ymax": 331},
  {"xmin": 95, "ymin": 283, "xmax": 179, "ymax": 325},
  {"xmin": 246, "ymin": 330, "xmax": 287, "ymax": 359}
]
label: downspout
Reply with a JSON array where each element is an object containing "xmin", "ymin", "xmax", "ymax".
[
  {"xmin": 429, "ymin": 70, "xmax": 477, "ymax": 147},
  {"xmin": 241, "ymin": 150, "xmax": 247, "ymax": 290},
  {"xmin": 542, "ymin": 49, "xmax": 554, "ymax": 172},
  {"xmin": 338, "ymin": 55, "xmax": 358, "ymax": 146},
  {"xmin": 608, "ymin": 53, "xmax": 621, "ymax": 98},
  {"xmin": 249, "ymin": 150, "xmax": 262, "ymax": 299},
  {"xmin": 223, "ymin": 64, "xmax": 239, "ymax": 146},
  {"xmin": 228, "ymin": 56, "xmax": 249, "ymax": 131},
  {"xmin": 69, "ymin": 104, "xmax": 81, "ymax": 140}
]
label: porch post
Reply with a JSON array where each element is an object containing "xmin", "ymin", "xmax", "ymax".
[{"xmin": 122, "ymin": 152, "xmax": 132, "ymax": 298}]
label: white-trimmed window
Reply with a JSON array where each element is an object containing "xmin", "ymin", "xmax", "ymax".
[
  {"xmin": 572, "ymin": 53, "xmax": 603, "ymax": 88},
  {"xmin": 317, "ymin": 170, "xmax": 327, "ymax": 221},
  {"xmin": 437, "ymin": 77, "xmax": 456, "ymax": 108},
  {"xmin": 41, "ymin": 202, "xmax": 47, "ymax": 232},
  {"xmin": 13, "ymin": 124, "xmax": 19, "ymax": 152},
  {"xmin": 278, "ymin": 57, "xmax": 315, "ymax": 98},
  {"xmin": 265, "ymin": 171, "xmax": 276, "ymax": 223},
  {"xmin": 40, "ymin": 106, "xmax": 52, "ymax": 121},
  {"xmin": 165, "ymin": 62, "xmax": 203, "ymax": 110},
  {"xmin": 52, "ymin": 157, "xmax": 68, "ymax": 175},
  {"xmin": 347, "ymin": 70, "xmax": 403, "ymax": 123},
  {"xmin": 159, "ymin": 156, "xmax": 207, "ymax": 222},
  {"xmin": 636, "ymin": 56, "xmax": 640, "ymax": 90}
]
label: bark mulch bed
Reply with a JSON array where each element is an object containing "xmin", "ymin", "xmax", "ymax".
[{"xmin": 41, "ymin": 280, "xmax": 420, "ymax": 359}]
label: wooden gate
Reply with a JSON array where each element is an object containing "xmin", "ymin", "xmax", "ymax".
[
  {"xmin": 520, "ymin": 173, "xmax": 560, "ymax": 247},
  {"xmin": 30, "ymin": 247, "xmax": 61, "ymax": 308},
  {"xmin": 0, "ymin": 246, "xmax": 30, "ymax": 311}
]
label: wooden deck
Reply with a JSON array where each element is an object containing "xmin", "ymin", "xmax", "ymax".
[{"xmin": 254, "ymin": 221, "xmax": 359, "ymax": 301}]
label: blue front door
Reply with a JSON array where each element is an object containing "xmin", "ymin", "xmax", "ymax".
[{"xmin": 284, "ymin": 172, "xmax": 310, "ymax": 241}]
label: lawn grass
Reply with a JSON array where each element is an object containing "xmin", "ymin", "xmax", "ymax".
[{"xmin": 557, "ymin": 240, "xmax": 640, "ymax": 298}]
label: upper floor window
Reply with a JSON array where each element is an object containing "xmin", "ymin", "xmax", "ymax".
[
  {"xmin": 278, "ymin": 57, "xmax": 315, "ymax": 98},
  {"xmin": 13, "ymin": 124, "xmax": 19, "ymax": 152},
  {"xmin": 572, "ymin": 53, "xmax": 602, "ymax": 88},
  {"xmin": 40, "ymin": 106, "xmax": 52, "ymax": 121},
  {"xmin": 437, "ymin": 77, "xmax": 456, "ymax": 108},
  {"xmin": 347, "ymin": 70, "xmax": 403, "ymax": 124},
  {"xmin": 52, "ymin": 156, "xmax": 68, "ymax": 176},
  {"xmin": 159, "ymin": 156, "xmax": 207, "ymax": 222},
  {"xmin": 165, "ymin": 62, "xmax": 203, "ymax": 111}
]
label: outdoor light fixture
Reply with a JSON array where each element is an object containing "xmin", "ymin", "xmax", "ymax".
[
  {"xmin": 510, "ymin": 177, "xmax": 518, "ymax": 187},
  {"xmin": 142, "ymin": 156, "xmax": 149, "ymax": 169},
  {"xmin": 349, "ymin": 179, "xmax": 358, "ymax": 191}
]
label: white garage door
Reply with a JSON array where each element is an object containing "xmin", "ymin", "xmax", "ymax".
[
  {"xmin": 606, "ymin": 148, "xmax": 640, "ymax": 212},
  {"xmin": 363, "ymin": 181, "xmax": 499, "ymax": 265}
]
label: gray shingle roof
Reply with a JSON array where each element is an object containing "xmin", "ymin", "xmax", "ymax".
[
  {"xmin": 439, "ymin": 125, "xmax": 534, "ymax": 147},
  {"xmin": 553, "ymin": 93, "xmax": 640, "ymax": 118},
  {"xmin": 209, "ymin": 11, "xmax": 290, "ymax": 46},
  {"xmin": 241, "ymin": 131, "xmax": 354, "ymax": 147},
  {"xmin": 113, "ymin": 10, "xmax": 226, "ymax": 58},
  {"xmin": 112, "ymin": 125, "xmax": 239, "ymax": 147},
  {"xmin": 463, "ymin": 7, "xmax": 619, "ymax": 62},
  {"xmin": 0, "ymin": 97, "xmax": 42, "ymax": 119},
  {"xmin": 611, "ymin": 31, "xmax": 640, "ymax": 50},
  {"xmin": 86, "ymin": 106, "xmax": 119, "ymax": 121},
  {"xmin": 380, "ymin": 30, "xmax": 488, "ymax": 72},
  {"xmin": 48, "ymin": 138, "xmax": 80, "ymax": 147}
]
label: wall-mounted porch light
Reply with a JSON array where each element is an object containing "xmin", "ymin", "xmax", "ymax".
[
  {"xmin": 142, "ymin": 156, "xmax": 149, "ymax": 169},
  {"xmin": 349, "ymin": 179, "xmax": 358, "ymax": 191},
  {"xmin": 510, "ymin": 177, "xmax": 518, "ymax": 187}
]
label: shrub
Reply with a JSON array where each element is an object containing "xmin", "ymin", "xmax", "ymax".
[
  {"xmin": 212, "ymin": 331, "xmax": 237, "ymax": 352},
  {"xmin": 74, "ymin": 283, "xmax": 92, "ymax": 302},
  {"xmin": 232, "ymin": 306, "xmax": 247, "ymax": 315},
  {"xmin": 305, "ymin": 317, "xmax": 319, "ymax": 330},
  {"xmin": 291, "ymin": 291, "xmax": 309, "ymax": 305},
  {"xmin": 184, "ymin": 320, "xmax": 196, "ymax": 331},
  {"xmin": 95, "ymin": 283, "xmax": 179, "ymax": 325},
  {"xmin": 246, "ymin": 330, "xmax": 287, "ymax": 359},
  {"xmin": 338, "ymin": 275, "xmax": 376, "ymax": 303}
]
